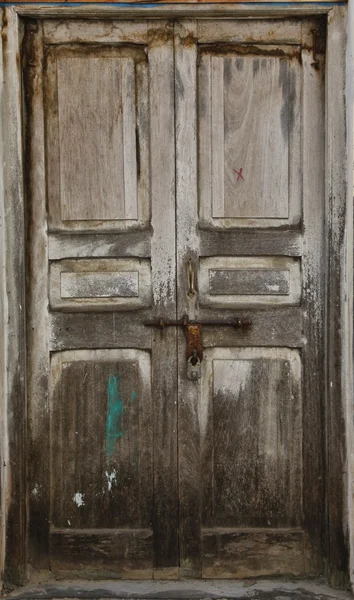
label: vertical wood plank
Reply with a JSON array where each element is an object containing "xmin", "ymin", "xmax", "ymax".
[
  {"xmin": 2, "ymin": 7, "xmax": 27, "ymax": 585},
  {"xmin": 198, "ymin": 53, "xmax": 212, "ymax": 224},
  {"xmin": 24, "ymin": 21, "xmax": 51, "ymax": 573},
  {"xmin": 175, "ymin": 20, "xmax": 201, "ymax": 578},
  {"xmin": 122, "ymin": 58, "xmax": 138, "ymax": 220},
  {"xmin": 301, "ymin": 42, "xmax": 326, "ymax": 576},
  {"xmin": 148, "ymin": 21, "xmax": 178, "ymax": 577},
  {"xmin": 211, "ymin": 56, "xmax": 225, "ymax": 218},
  {"xmin": 326, "ymin": 7, "xmax": 349, "ymax": 587}
]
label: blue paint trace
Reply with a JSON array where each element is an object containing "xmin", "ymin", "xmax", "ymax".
[
  {"xmin": 131, "ymin": 391, "xmax": 138, "ymax": 402},
  {"xmin": 106, "ymin": 374, "xmax": 124, "ymax": 458}
]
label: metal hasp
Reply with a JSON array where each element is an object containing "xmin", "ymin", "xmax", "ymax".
[
  {"xmin": 143, "ymin": 315, "xmax": 252, "ymax": 329},
  {"xmin": 144, "ymin": 315, "xmax": 252, "ymax": 381}
]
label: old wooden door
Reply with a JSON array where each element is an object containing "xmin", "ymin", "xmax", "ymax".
[
  {"xmin": 25, "ymin": 17, "xmax": 326, "ymax": 580},
  {"xmin": 175, "ymin": 19, "xmax": 325, "ymax": 579}
]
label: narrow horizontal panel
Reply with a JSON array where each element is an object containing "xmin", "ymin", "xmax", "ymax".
[
  {"xmin": 197, "ymin": 20, "xmax": 302, "ymax": 44},
  {"xmin": 199, "ymin": 257, "xmax": 301, "ymax": 308},
  {"xmin": 202, "ymin": 528, "xmax": 309, "ymax": 578},
  {"xmin": 209, "ymin": 268, "xmax": 289, "ymax": 295},
  {"xmin": 200, "ymin": 307, "xmax": 303, "ymax": 348},
  {"xmin": 50, "ymin": 312, "xmax": 152, "ymax": 351},
  {"xmin": 50, "ymin": 528, "xmax": 153, "ymax": 578},
  {"xmin": 50, "ymin": 259, "xmax": 151, "ymax": 311},
  {"xmin": 48, "ymin": 231, "xmax": 152, "ymax": 260},
  {"xmin": 61, "ymin": 271, "xmax": 139, "ymax": 299},
  {"xmin": 43, "ymin": 20, "xmax": 148, "ymax": 45},
  {"xmin": 199, "ymin": 230, "xmax": 302, "ymax": 257}
]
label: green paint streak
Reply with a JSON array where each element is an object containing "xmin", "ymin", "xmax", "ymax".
[
  {"xmin": 131, "ymin": 391, "xmax": 138, "ymax": 402},
  {"xmin": 106, "ymin": 374, "xmax": 124, "ymax": 457}
]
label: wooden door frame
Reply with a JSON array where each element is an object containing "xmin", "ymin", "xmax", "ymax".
[{"xmin": 0, "ymin": 3, "xmax": 350, "ymax": 589}]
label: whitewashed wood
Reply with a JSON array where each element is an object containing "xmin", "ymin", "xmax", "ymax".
[
  {"xmin": 175, "ymin": 20, "xmax": 202, "ymax": 578},
  {"xmin": 45, "ymin": 46, "xmax": 149, "ymax": 232},
  {"xmin": 50, "ymin": 259, "xmax": 151, "ymax": 310},
  {"xmin": 198, "ymin": 54, "xmax": 212, "ymax": 227},
  {"xmin": 58, "ymin": 56, "xmax": 125, "ymax": 221},
  {"xmin": 197, "ymin": 19, "xmax": 302, "ymax": 43},
  {"xmin": 48, "ymin": 232, "xmax": 151, "ymax": 260},
  {"xmin": 148, "ymin": 20, "xmax": 179, "ymax": 574},
  {"xmin": 0, "ymin": 6, "xmax": 28, "ymax": 582},
  {"xmin": 208, "ymin": 268, "xmax": 290, "ymax": 296},
  {"xmin": 199, "ymin": 257, "xmax": 301, "ymax": 307},
  {"xmin": 211, "ymin": 56, "xmax": 225, "ymax": 218},
  {"xmin": 43, "ymin": 19, "xmax": 148, "ymax": 44},
  {"xmin": 122, "ymin": 58, "xmax": 138, "ymax": 220},
  {"xmin": 61, "ymin": 271, "xmax": 139, "ymax": 299},
  {"xmin": 199, "ymin": 52, "xmax": 301, "ymax": 228}
]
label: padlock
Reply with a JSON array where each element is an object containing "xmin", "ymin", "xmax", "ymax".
[{"xmin": 187, "ymin": 353, "xmax": 201, "ymax": 381}]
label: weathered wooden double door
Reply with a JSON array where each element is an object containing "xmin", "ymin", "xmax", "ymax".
[{"xmin": 25, "ymin": 17, "xmax": 326, "ymax": 580}]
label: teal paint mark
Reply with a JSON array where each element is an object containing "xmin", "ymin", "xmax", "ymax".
[
  {"xmin": 131, "ymin": 391, "xmax": 138, "ymax": 402},
  {"xmin": 106, "ymin": 374, "xmax": 124, "ymax": 458}
]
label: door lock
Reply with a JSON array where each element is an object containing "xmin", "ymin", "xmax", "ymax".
[{"xmin": 187, "ymin": 350, "xmax": 201, "ymax": 381}]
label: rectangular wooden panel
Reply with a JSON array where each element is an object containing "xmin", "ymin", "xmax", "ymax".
[
  {"xmin": 198, "ymin": 50, "xmax": 301, "ymax": 228},
  {"xmin": 61, "ymin": 272, "xmax": 139, "ymax": 299},
  {"xmin": 202, "ymin": 528, "xmax": 308, "ymax": 578},
  {"xmin": 50, "ymin": 350, "xmax": 152, "ymax": 530},
  {"xmin": 50, "ymin": 529, "xmax": 153, "ymax": 579},
  {"xmin": 50, "ymin": 259, "xmax": 151, "ymax": 310},
  {"xmin": 57, "ymin": 56, "xmax": 136, "ymax": 221},
  {"xmin": 201, "ymin": 348, "xmax": 302, "ymax": 528},
  {"xmin": 45, "ymin": 45, "xmax": 150, "ymax": 232},
  {"xmin": 209, "ymin": 268, "xmax": 290, "ymax": 296},
  {"xmin": 199, "ymin": 257, "xmax": 301, "ymax": 307}
]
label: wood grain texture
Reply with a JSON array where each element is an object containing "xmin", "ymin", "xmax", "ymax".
[
  {"xmin": 202, "ymin": 528, "xmax": 308, "ymax": 578},
  {"xmin": 148, "ymin": 21, "xmax": 178, "ymax": 574},
  {"xmin": 48, "ymin": 232, "xmax": 151, "ymax": 260},
  {"xmin": 43, "ymin": 19, "xmax": 148, "ymax": 44},
  {"xmin": 175, "ymin": 20, "xmax": 201, "ymax": 578},
  {"xmin": 208, "ymin": 268, "xmax": 290, "ymax": 296},
  {"xmin": 50, "ymin": 312, "xmax": 152, "ymax": 351},
  {"xmin": 325, "ymin": 8, "xmax": 349, "ymax": 586},
  {"xmin": 197, "ymin": 19, "xmax": 302, "ymax": 43},
  {"xmin": 57, "ymin": 57, "xmax": 131, "ymax": 221},
  {"xmin": 199, "ymin": 257, "xmax": 301, "ymax": 308},
  {"xmin": 198, "ymin": 51, "xmax": 301, "ymax": 228},
  {"xmin": 45, "ymin": 45, "xmax": 150, "ymax": 232},
  {"xmin": 199, "ymin": 230, "xmax": 302, "ymax": 257},
  {"xmin": 201, "ymin": 348, "xmax": 302, "ymax": 529},
  {"xmin": 50, "ymin": 529, "xmax": 153, "ymax": 579},
  {"xmin": 2, "ymin": 8, "xmax": 27, "ymax": 585},
  {"xmin": 50, "ymin": 258, "xmax": 151, "ymax": 311},
  {"xmin": 50, "ymin": 350, "xmax": 152, "ymax": 530},
  {"xmin": 300, "ymin": 46, "xmax": 326, "ymax": 577}
]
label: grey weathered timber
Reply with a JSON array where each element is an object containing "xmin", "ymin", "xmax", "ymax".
[
  {"xmin": 326, "ymin": 6, "xmax": 349, "ymax": 587},
  {"xmin": 1, "ymin": 6, "xmax": 350, "ymax": 588},
  {"xmin": 176, "ymin": 16, "xmax": 326, "ymax": 580},
  {"xmin": 175, "ymin": 19, "xmax": 201, "ymax": 578},
  {"xmin": 1, "ymin": 8, "xmax": 27, "ymax": 585},
  {"xmin": 23, "ymin": 17, "xmax": 178, "ymax": 580},
  {"xmin": 148, "ymin": 21, "xmax": 178, "ymax": 577}
]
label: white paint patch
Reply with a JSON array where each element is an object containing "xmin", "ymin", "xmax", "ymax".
[
  {"xmin": 266, "ymin": 284, "xmax": 280, "ymax": 292},
  {"xmin": 32, "ymin": 484, "xmax": 39, "ymax": 497},
  {"xmin": 73, "ymin": 492, "xmax": 85, "ymax": 507},
  {"xmin": 105, "ymin": 469, "xmax": 117, "ymax": 492},
  {"xmin": 67, "ymin": 520, "xmax": 71, "ymax": 526}
]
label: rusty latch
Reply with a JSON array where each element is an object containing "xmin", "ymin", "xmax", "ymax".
[{"xmin": 144, "ymin": 314, "xmax": 252, "ymax": 382}]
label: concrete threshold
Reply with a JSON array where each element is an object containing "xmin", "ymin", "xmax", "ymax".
[{"xmin": 2, "ymin": 580, "xmax": 353, "ymax": 600}]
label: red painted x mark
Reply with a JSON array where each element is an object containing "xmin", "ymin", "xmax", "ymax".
[{"xmin": 233, "ymin": 167, "xmax": 245, "ymax": 181}]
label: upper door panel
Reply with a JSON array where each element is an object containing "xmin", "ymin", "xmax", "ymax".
[
  {"xmin": 44, "ymin": 28, "xmax": 150, "ymax": 231},
  {"xmin": 197, "ymin": 20, "xmax": 305, "ymax": 230}
]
